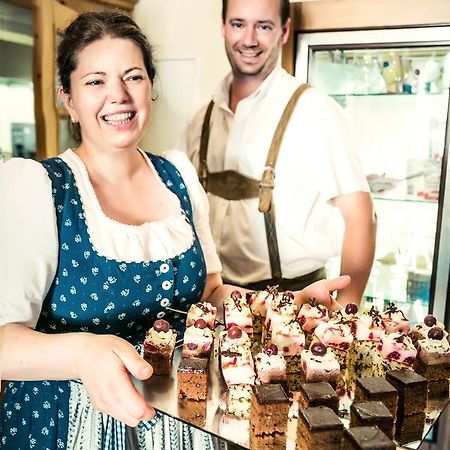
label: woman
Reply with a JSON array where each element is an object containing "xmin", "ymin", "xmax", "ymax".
[{"xmin": 0, "ymin": 11, "xmax": 350, "ymax": 449}]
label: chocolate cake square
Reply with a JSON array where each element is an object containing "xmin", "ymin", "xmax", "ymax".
[
  {"xmin": 415, "ymin": 357, "xmax": 450, "ymax": 381},
  {"xmin": 297, "ymin": 406, "xmax": 344, "ymax": 450},
  {"xmin": 177, "ymin": 398, "xmax": 206, "ymax": 428},
  {"xmin": 250, "ymin": 384, "xmax": 291, "ymax": 436},
  {"xmin": 350, "ymin": 400, "xmax": 394, "ymax": 439},
  {"xmin": 395, "ymin": 412, "xmax": 426, "ymax": 446},
  {"xmin": 355, "ymin": 376, "xmax": 398, "ymax": 419},
  {"xmin": 177, "ymin": 357, "xmax": 208, "ymax": 400},
  {"xmin": 385, "ymin": 369, "xmax": 428, "ymax": 415},
  {"xmin": 342, "ymin": 425, "xmax": 396, "ymax": 449},
  {"xmin": 298, "ymin": 382, "xmax": 339, "ymax": 414},
  {"xmin": 428, "ymin": 379, "xmax": 449, "ymax": 399}
]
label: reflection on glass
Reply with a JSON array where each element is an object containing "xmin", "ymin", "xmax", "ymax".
[{"xmin": 0, "ymin": 2, "xmax": 34, "ymax": 161}]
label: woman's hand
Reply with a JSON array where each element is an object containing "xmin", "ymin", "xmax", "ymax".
[
  {"xmin": 74, "ymin": 333, "xmax": 156, "ymax": 427},
  {"xmin": 296, "ymin": 275, "xmax": 352, "ymax": 311}
]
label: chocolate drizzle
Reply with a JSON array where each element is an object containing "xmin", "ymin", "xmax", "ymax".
[{"xmin": 384, "ymin": 302, "xmax": 407, "ymax": 320}]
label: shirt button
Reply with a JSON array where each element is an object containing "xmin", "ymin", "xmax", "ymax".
[
  {"xmin": 160, "ymin": 298, "xmax": 170, "ymax": 307},
  {"xmin": 157, "ymin": 311, "xmax": 165, "ymax": 319},
  {"xmin": 162, "ymin": 280, "xmax": 171, "ymax": 291},
  {"xmin": 160, "ymin": 263, "xmax": 169, "ymax": 274}
]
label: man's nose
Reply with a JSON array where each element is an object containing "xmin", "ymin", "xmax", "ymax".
[{"xmin": 242, "ymin": 27, "xmax": 258, "ymax": 47}]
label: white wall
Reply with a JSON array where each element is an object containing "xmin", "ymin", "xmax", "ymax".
[{"xmin": 133, "ymin": 0, "xmax": 229, "ymax": 153}]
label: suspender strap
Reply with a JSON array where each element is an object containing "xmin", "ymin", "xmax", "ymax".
[
  {"xmin": 198, "ymin": 100, "xmax": 214, "ymax": 190},
  {"xmin": 197, "ymin": 84, "xmax": 309, "ymax": 281},
  {"xmin": 260, "ymin": 84, "xmax": 310, "ymax": 280}
]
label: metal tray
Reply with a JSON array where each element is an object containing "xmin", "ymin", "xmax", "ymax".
[{"xmin": 135, "ymin": 330, "xmax": 450, "ymax": 449}]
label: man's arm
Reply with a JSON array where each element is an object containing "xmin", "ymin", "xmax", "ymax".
[{"xmin": 332, "ymin": 191, "xmax": 377, "ymax": 307}]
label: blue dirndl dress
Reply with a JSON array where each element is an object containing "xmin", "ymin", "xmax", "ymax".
[{"xmin": 1, "ymin": 154, "xmax": 222, "ymax": 450}]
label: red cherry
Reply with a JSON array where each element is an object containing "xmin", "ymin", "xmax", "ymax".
[
  {"xmin": 340, "ymin": 342, "xmax": 350, "ymax": 350},
  {"xmin": 387, "ymin": 351, "xmax": 400, "ymax": 360},
  {"xmin": 424, "ymin": 315, "xmax": 437, "ymax": 327},
  {"xmin": 194, "ymin": 318, "xmax": 207, "ymax": 329},
  {"xmin": 345, "ymin": 303, "xmax": 358, "ymax": 315},
  {"xmin": 404, "ymin": 356, "xmax": 416, "ymax": 366},
  {"xmin": 283, "ymin": 346, "xmax": 290, "ymax": 353},
  {"xmin": 153, "ymin": 319, "xmax": 170, "ymax": 333},
  {"xmin": 227, "ymin": 326, "xmax": 243, "ymax": 339},
  {"xmin": 263, "ymin": 343, "xmax": 278, "ymax": 356},
  {"xmin": 187, "ymin": 343, "xmax": 198, "ymax": 350},
  {"xmin": 428, "ymin": 327, "xmax": 444, "ymax": 340},
  {"xmin": 226, "ymin": 322, "xmax": 237, "ymax": 330},
  {"xmin": 203, "ymin": 343, "xmax": 212, "ymax": 353},
  {"xmin": 310, "ymin": 342, "xmax": 327, "ymax": 357},
  {"xmin": 230, "ymin": 290, "xmax": 242, "ymax": 300}
]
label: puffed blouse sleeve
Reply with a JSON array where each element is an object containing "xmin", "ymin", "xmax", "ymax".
[
  {"xmin": 0, "ymin": 158, "xmax": 58, "ymax": 327},
  {"xmin": 161, "ymin": 150, "xmax": 222, "ymax": 275}
]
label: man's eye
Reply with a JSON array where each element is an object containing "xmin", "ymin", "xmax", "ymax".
[
  {"xmin": 231, "ymin": 22, "xmax": 243, "ymax": 29},
  {"xmin": 258, "ymin": 24, "xmax": 272, "ymax": 31}
]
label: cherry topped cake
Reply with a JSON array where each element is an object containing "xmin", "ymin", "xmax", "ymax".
[
  {"xmin": 410, "ymin": 313, "xmax": 448, "ymax": 344},
  {"xmin": 298, "ymin": 298, "xmax": 329, "ymax": 334},
  {"xmin": 143, "ymin": 319, "xmax": 176, "ymax": 375},
  {"xmin": 224, "ymin": 290, "xmax": 253, "ymax": 335},
  {"xmin": 255, "ymin": 343, "xmax": 287, "ymax": 384},
  {"xmin": 381, "ymin": 302, "xmax": 410, "ymax": 334},
  {"xmin": 246, "ymin": 286, "xmax": 278, "ymax": 334},
  {"xmin": 182, "ymin": 318, "xmax": 214, "ymax": 358},
  {"xmin": 301, "ymin": 342, "xmax": 340, "ymax": 388},
  {"xmin": 186, "ymin": 301, "xmax": 217, "ymax": 330}
]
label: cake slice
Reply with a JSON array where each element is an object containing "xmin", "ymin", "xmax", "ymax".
[
  {"xmin": 246, "ymin": 286, "xmax": 278, "ymax": 334},
  {"xmin": 297, "ymin": 298, "xmax": 329, "ymax": 334},
  {"xmin": 255, "ymin": 343, "xmax": 287, "ymax": 384},
  {"xmin": 224, "ymin": 289, "xmax": 253, "ymax": 334},
  {"xmin": 250, "ymin": 384, "xmax": 291, "ymax": 436},
  {"xmin": 226, "ymin": 384, "xmax": 252, "ymax": 419},
  {"xmin": 297, "ymin": 381, "xmax": 339, "ymax": 415},
  {"xmin": 354, "ymin": 376, "xmax": 398, "ymax": 420},
  {"xmin": 395, "ymin": 411, "xmax": 426, "ymax": 446},
  {"xmin": 177, "ymin": 356, "xmax": 208, "ymax": 400},
  {"xmin": 297, "ymin": 406, "xmax": 344, "ymax": 450},
  {"xmin": 186, "ymin": 301, "xmax": 217, "ymax": 330},
  {"xmin": 385, "ymin": 368, "xmax": 428, "ymax": 416},
  {"xmin": 271, "ymin": 319, "xmax": 305, "ymax": 373},
  {"xmin": 410, "ymin": 313, "xmax": 447, "ymax": 344},
  {"xmin": 301, "ymin": 343, "xmax": 340, "ymax": 388},
  {"xmin": 342, "ymin": 426, "xmax": 395, "ymax": 450},
  {"xmin": 380, "ymin": 302, "xmax": 410, "ymax": 334},
  {"xmin": 350, "ymin": 400, "xmax": 394, "ymax": 440},
  {"xmin": 182, "ymin": 318, "xmax": 214, "ymax": 358},
  {"xmin": 375, "ymin": 332, "xmax": 417, "ymax": 375},
  {"xmin": 143, "ymin": 319, "xmax": 176, "ymax": 375}
]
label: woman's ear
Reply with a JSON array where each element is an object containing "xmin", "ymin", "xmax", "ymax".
[{"xmin": 58, "ymin": 86, "xmax": 78, "ymax": 123}]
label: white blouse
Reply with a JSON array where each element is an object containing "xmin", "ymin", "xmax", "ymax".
[{"xmin": 0, "ymin": 149, "xmax": 222, "ymax": 327}]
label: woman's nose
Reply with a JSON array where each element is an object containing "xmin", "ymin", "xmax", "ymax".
[{"xmin": 109, "ymin": 80, "xmax": 130, "ymax": 104}]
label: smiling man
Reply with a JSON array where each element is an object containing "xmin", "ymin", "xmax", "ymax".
[{"xmin": 182, "ymin": 0, "xmax": 377, "ymax": 307}]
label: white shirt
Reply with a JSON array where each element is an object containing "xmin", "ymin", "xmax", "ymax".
[
  {"xmin": 183, "ymin": 66, "xmax": 369, "ymax": 285},
  {"xmin": 0, "ymin": 149, "xmax": 221, "ymax": 327}
]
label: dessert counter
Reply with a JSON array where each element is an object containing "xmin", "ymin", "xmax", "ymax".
[{"xmin": 136, "ymin": 340, "xmax": 450, "ymax": 450}]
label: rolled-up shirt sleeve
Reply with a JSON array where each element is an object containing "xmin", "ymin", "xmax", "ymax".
[
  {"xmin": 162, "ymin": 150, "xmax": 222, "ymax": 275},
  {"xmin": 0, "ymin": 158, "xmax": 58, "ymax": 327}
]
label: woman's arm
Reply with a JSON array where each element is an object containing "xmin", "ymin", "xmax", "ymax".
[{"xmin": 0, "ymin": 323, "xmax": 155, "ymax": 426}]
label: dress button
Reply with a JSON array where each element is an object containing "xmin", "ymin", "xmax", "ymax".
[
  {"xmin": 160, "ymin": 298, "xmax": 170, "ymax": 307},
  {"xmin": 160, "ymin": 263, "xmax": 169, "ymax": 274},
  {"xmin": 162, "ymin": 280, "xmax": 171, "ymax": 291},
  {"xmin": 156, "ymin": 311, "xmax": 165, "ymax": 319}
]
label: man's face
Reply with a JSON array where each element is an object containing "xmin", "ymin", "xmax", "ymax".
[{"xmin": 222, "ymin": 0, "xmax": 290, "ymax": 81}]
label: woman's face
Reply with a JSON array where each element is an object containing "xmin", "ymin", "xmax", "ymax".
[{"xmin": 61, "ymin": 37, "xmax": 152, "ymax": 153}]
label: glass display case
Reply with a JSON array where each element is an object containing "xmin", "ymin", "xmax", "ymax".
[{"xmin": 295, "ymin": 27, "xmax": 450, "ymax": 326}]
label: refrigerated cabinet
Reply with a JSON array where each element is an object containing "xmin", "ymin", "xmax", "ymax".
[{"xmin": 295, "ymin": 27, "xmax": 450, "ymax": 326}]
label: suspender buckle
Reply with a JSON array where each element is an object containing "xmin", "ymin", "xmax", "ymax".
[{"xmin": 259, "ymin": 166, "xmax": 275, "ymax": 213}]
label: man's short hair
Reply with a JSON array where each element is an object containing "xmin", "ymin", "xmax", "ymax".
[{"xmin": 221, "ymin": 0, "xmax": 290, "ymax": 26}]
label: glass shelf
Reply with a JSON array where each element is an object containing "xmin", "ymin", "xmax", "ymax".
[{"xmin": 331, "ymin": 92, "xmax": 448, "ymax": 98}]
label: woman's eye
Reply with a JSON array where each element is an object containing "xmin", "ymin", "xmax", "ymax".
[
  {"xmin": 125, "ymin": 75, "xmax": 144, "ymax": 83},
  {"xmin": 86, "ymin": 79, "xmax": 103, "ymax": 86}
]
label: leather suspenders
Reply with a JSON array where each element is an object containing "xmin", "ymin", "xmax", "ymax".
[{"xmin": 198, "ymin": 84, "xmax": 310, "ymax": 281}]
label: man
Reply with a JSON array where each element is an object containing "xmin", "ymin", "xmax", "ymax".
[{"xmin": 182, "ymin": 0, "xmax": 376, "ymax": 306}]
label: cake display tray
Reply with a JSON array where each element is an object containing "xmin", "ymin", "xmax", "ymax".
[{"xmin": 135, "ymin": 329, "xmax": 450, "ymax": 450}]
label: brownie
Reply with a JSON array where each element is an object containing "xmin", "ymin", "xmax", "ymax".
[
  {"xmin": 355, "ymin": 377, "xmax": 398, "ymax": 419},
  {"xmin": 297, "ymin": 406, "xmax": 344, "ymax": 450},
  {"xmin": 350, "ymin": 400, "xmax": 394, "ymax": 439},
  {"xmin": 395, "ymin": 412, "xmax": 426, "ymax": 445},
  {"xmin": 298, "ymin": 382, "xmax": 339, "ymax": 414},
  {"xmin": 177, "ymin": 357, "xmax": 208, "ymax": 400},
  {"xmin": 428, "ymin": 379, "xmax": 449, "ymax": 399},
  {"xmin": 177, "ymin": 398, "xmax": 206, "ymax": 427},
  {"xmin": 385, "ymin": 369, "xmax": 428, "ymax": 415},
  {"xmin": 342, "ymin": 426, "xmax": 396, "ymax": 449},
  {"xmin": 250, "ymin": 384, "xmax": 291, "ymax": 436},
  {"xmin": 416, "ymin": 358, "xmax": 450, "ymax": 380}
]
